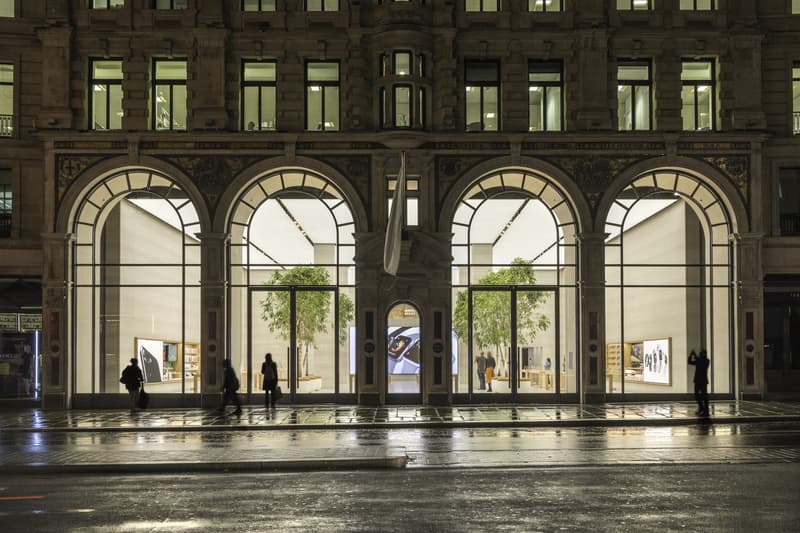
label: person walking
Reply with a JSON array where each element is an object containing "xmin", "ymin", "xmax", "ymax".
[
  {"xmin": 475, "ymin": 351, "xmax": 487, "ymax": 390},
  {"xmin": 688, "ymin": 349, "xmax": 710, "ymax": 417},
  {"xmin": 220, "ymin": 358, "xmax": 242, "ymax": 416},
  {"xmin": 261, "ymin": 352, "xmax": 279, "ymax": 408},
  {"xmin": 485, "ymin": 351, "xmax": 496, "ymax": 392},
  {"xmin": 120, "ymin": 358, "xmax": 143, "ymax": 413}
]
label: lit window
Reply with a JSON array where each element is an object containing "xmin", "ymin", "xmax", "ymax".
[
  {"xmin": 242, "ymin": 61, "xmax": 276, "ymax": 131},
  {"xmin": 529, "ymin": 0, "xmax": 562, "ymax": 12},
  {"xmin": 779, "ymin": 169, "xmax": 800, "ymax": 236},
  {"xmin": 242, "ymin": 0, "xmax": 276, "ymax": 10},
  {"xmin": 466, "ymin": 0, "xmax": 498, "ymax": 12},
  {"xmin": 0, "ymin": 169, "xmax": 11, "ymax": 238},
  {"xmin": 92, "ymin": 0, "xmax": 125, "ymax": 8},
  {"xmin": 394, "ymin": 85, "xmax": 411, "ymax": 128},
  {"xmin": 680, "ymin": 0, "xmax": 715, "ymax": 10},
  {"xmin": 617, "ymin": 0, "xmax": 651, "ymax": 10},
  {"xmin": 0, "ymin": 64, "xmax": 13, "ymax": 138},
  {"xmin": 681, "ymin": 59, "xmax": 715, "ymax": 131},
  {"xmin": 306, "ymin": 0, "xmax": 338, "ymax": 11},
  {"xmin": 153, "ymin": 0, "xmax": 188, "ymax": 8},
  {"xmin": 617, "ymin": 60, "xmax": 651, "ymax": 131},
  {"xmin": 387, "ymin": 175, "xmax": 420, "ymax": 227},
  {"xmin": 0, "ymin": 0, "xmax": 13, "ymax": 17},
  {"xmin": 394, "ymin": 51, "xmax": 412, "ymax": 76},
  {"xmin": 794, "ymin": 0, "xmax": 800, "ymax": 14},
  {"xmin": 90, "ymin": 59, "xmax": 123, "ymax": 130},
  {"xmin": 306, "ymin": 61, "xmax": 339, "ymax": 131},
  {"xmin": 793, "ymin": 65, "xmax": 800, "ymax": 134},
  {"xmin": 465, "ymin": 61, "xmax": 499, "ymax": 131},
  {"xmin": 528, "ymin": 61, "xmax": 562, "ymax": 132},
  {"xmin": 152, "ymin": 59, "xmax": 187, "ymax": 131}
]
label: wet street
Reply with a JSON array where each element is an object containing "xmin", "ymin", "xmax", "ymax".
[{"xmin": 1, "ymin": 422, "xmax": 799, "ymax": 531}]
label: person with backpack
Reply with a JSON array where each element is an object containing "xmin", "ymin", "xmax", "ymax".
[
  {"xmin": 120, "ymin": 358, "xmax": 144, "ymax": 413},
  {"xmin": 261, "ymin": 352, "xmax": 279, "ymax": 408},
  {"xmin": 219, "ymin": 358, "xmax": 242, "ymax": 416}
]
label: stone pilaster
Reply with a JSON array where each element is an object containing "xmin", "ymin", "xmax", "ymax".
[
  {"xmin": 572, "ymin": 30, "xmax": 612, "ymax": 130},
  {"xmin": 190, "ymin": 29, "xmax": 229, "ymax": 130},
  {"xmin": 735, "ymin": 233, "xmax": 764, "ymax": 399},
  {"xmin": 197, "ymin": 232, "xmax": 228, "ymax": 405},
  {"xmin": 577, "ymin": 232, "xmax": 607, "ymax": 403},
  {"xmin": 36, "ymin": 26, "xmax": 73, "ymax": 130},
  {"xmin": 354, "ymin": 231, "xmax": 383, "ymax": 405},
  {"xmin": 41, "ymin": 232, "xmax": 73, "ymax": 409}
]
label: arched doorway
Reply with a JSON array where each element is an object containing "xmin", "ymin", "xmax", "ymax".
[
  {"xmin": 385, "ymin": 302, "xmax": 422, "ymax": 402},
  {"xmin": 603, "ymin": 169, "xmax": 734, "ymax": 398},
  {"xmin": 450, "ymin": 168, "xmax": 579, "ymax": 401},
  {"xmin": 227, "ymin": 168, "xmax": 356, "ymax": 403},
  {"xmin": 70, "ymin": 169, "xmax": 202, "ymax": 402}
]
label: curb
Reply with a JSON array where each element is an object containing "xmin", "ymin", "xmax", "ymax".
[
  {"xmin": 2, "ymin": 455, "xmax": 409, "ymax": 474},
  {"xmin": 4, "ymin": 414, "xmax": 800, "ymax": 433}
]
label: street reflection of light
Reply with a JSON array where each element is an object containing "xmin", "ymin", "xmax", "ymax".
[
  {"xmin": 66, "ymin": 509, "xmax": 95, "ymax": 513},
  {"xmin": 107, "ymin": 521, "xmax": 210, "ymax": 531}
]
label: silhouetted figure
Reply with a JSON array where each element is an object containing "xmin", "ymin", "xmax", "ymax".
[
  {"xmin": 485, "ymin": 351, "xmax": 496, "ymax": 392},
  {"xmin": 475, "ymin": 351, "xmax": 487, "ymax": 390},
  {"xmin": 120, "ymin": 358, "xmax": 143, "ymax": 413},
  {"xmin": 261, "ymin": 352, "xmax": 279, "ymax": 408},
  {"xmin": 688, "ymin": 349, "xmax": 710, "ymax": 417},
  {"xmin": 220, "ymin": 358, "xmax": 242, "ymax": 416}
]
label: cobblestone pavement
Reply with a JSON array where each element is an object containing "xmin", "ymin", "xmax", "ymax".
[{"xmin": 1, "ymin": 400, "xmax": 799, "ymax": 432}]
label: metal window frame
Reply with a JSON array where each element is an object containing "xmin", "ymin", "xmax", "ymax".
[
  {"xmin": 304, "ymin": 59, "xmax": 340, "ymax": 131},
  {"xmin": 617, "ymin": 59, "xmax": 652, "ymax": 131},
  {"xmin": 392, "ymin": 83, "xmax": 413, "ymax": 128},
  {"xmin": 681, "ymin": 58, "xmax": 716, "ymax": 131},
  {"xmin": 528, "ymin": 60, "xmax": 563, "ymax": 132},
  {"xmin": 89, "ymin": 58, "xmax": 123, "ymax": 131},
  {"xmin": 241, "ymin": 59, "xmax": 277, "ymax": 132},
  {"xmin": 616, "ymin": 0, "xmax": 651, "ymax": 10},
  {"xmin": 151, "ymin": 58, "xmax": 187, "ymax": 131},
  {"xmin": 465, "ymin": 60, "xmax": 500, "ymax": 132},
  {"xmin": 529, "ymin": 0, "xmax": 563, "ymax": 12},
  {"xmin": 241, "ymin": 0, "xmax": 276, "ymax": 11},
  {"xmin": 305, "ymin": 0, "xmax": 339, "ymax": 12},
  {"xmin": 466, "ymin": 0, "xmax": 499, "ymax": 12},
  {"xmin": 680, "ymin": 0, "xmax": 716, "ymax": 10},
  {"xmin": 0, "ymin": 62, "xmax": 13, "ymax": 138}
]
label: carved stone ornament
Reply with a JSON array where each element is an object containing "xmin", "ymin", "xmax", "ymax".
[
  {"xmin": 56, "ymin": 155, "xmax": 108, "ymax": 204},
  {"xmin": 545, "ymin": 156, "xmax": 644, "ymax": 211},
  {"xmin": 699, "ymin": 155, "xmax": 750, "ymax": 203},
  {"xmin": 165, "ymin": 155, "xmax": 261, "ymax": 208},
  {"xmin": 316, "ymin": 155, "xmax": 370, "ymax": 210}
]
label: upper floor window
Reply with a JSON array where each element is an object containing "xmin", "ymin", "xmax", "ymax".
[
  {"xmin": 680, "ymin": 0, "xmax": 715, "ymax": 10},
  {"xmin": 242, "ymin": 60, "xmax": 276, "ymax": 131},
  {"xmin": 465, "ymin": 61, "xmax": 499, "ymax": 131},
  {"xmin": 529, "ymin": 0, "xmax": 562, "ymax": 11},
  {"xmin": 306, "ymin": 61, "xmax": 339, "ymax": 131},
  {"xmin": 152, "ymin": 59, "xmax": 187, "ymax": 131},
  {"xmin": 386, "ymin": 175, "xmax": 419, "ymax": 227},
  {"xmin": 617, "ymin": 0, "xmax": 650, "ymax": 10},
  {"xmin": 0, "ymin": 169, "xmax": 10, "ymax": 238},
  {"xmin": 794, "ymin": 0, "xmax": 800, "ymax": 15},
  {"xmin": 0, "ymin": 64, "xmax": 12, "ymax": 138},
  {"xmin": 92, "ymin": 0, "xmax": 125, "ymax": 8},
  {"xmin": 681, "ymin": 59, "xmax": 715, "ymax": 131},
  {"xmin": 0, "ymin": 0, "xmax": 13, "ymax": 17},
  {"xmin": 528, "ymin": 61, "xmax": 562, "ymax": 132},
  {"xmin": 779, "ymin": 168, "xmax": 800, "ymax": 236},
  {"xmin": 395, "ymin": 51, "xmax": 411, "ymax": 76},
  {"xmin": 243, "ymin": 0, "xmax": 275, "ymax": 10},
  {"xmin": 306, "ymin": 0, "xmax": 338, "ymax": 11},
  {"xmin": 617, "ymin": 60, "xmax": 652, "ymax": 131},
  {"xmin": 381, "ymin": 52, "xmax": 424, "ymax": 77},
  {"xmin": 152, "ymin": 0, "xmax": 188, "ymax": 9},
  {"xmin": 793, "ymin": 65, "xmax": 800, "ymax": 135},
  {"xmin": 466, "ymin": 0, "xmax": 498, "ymax": 12},
  {"xmin": 90, "ymin": 59, "xmax": 123, "ymax": 130}
]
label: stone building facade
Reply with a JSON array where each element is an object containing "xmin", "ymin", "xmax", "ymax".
[{"xmin": 0, "ymin": 0, "xmax": 799, "ymax": 408}]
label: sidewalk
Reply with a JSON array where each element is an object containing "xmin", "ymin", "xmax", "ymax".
[{"xmin": 2, "ymin": 401, "xmax": 798, "ymax": 474}]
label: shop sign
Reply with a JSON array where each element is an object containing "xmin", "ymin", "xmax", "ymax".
[
  {"xmin": 20, "ymin": 314, "xmax": 42, "ymax": 331},
  {"xmin": 0, "ymin": 313, "xmax": 18, "ymax": 332}
]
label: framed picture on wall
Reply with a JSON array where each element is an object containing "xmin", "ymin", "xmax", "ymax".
[{"xmin": 642, "ymin": 338, "xmax": 671, "ymax": 385}]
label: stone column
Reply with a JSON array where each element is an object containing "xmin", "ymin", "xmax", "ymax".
[
  {"xmin": 735, "ymin": 233, "xmax": 764, "ymax": 399},
  {"xmin": 577, "ymin": 232, "xmax": 607, "ymax": 403},
  {"xmin": 197, "ymin": 232, "xmax": 228, "ymax": 405},
  {"xmin": 41, "ymin": 232, "xmax": 72, "ymax": 409},
  {"xmin": 36, "ymin": 27, "xmax": 73, "ymax": 130}
]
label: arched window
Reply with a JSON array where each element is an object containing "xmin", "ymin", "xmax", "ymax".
[
  {"xmin": 603, "ymin": 170, "xmax": 733, "ymax": 396},
  {"xmin": 72, "ymin": 170, "xmax": 201, "ymax": 396},
  {"xmin": 227, "ymin": 169, "xmax": 356, "ymax": 399},
  {"xmin": 451, "ymin": 169, "xmax": 579, "ymax": 398}
]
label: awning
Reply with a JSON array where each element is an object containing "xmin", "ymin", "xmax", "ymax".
[{"xmin": 0, "ymin": 279, "xmax": 42, "ymax": 312}]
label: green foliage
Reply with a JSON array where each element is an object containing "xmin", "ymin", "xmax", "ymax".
[
  {"xmin": 453, "ymin": 258, "xmax": 551, "ymax": 376},
  {"xmin": 259, "ymin": 266, "xmax": 354, "ymax": 376}
]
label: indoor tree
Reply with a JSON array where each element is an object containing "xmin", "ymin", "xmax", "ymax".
[
  {"xmin": 453, "ymin": 258, "xmax": 551, "ymax": 377},
  {"xmin": 260, "ymin": 266, "xmax": 354, "ymax": 377}
]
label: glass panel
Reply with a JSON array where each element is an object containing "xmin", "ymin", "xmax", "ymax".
[
  {"xmin": 466, "ymin": 62, "xmax": 498, "ymax": 83},
  {"xmin": 681, "ymin": 61, "xmax": 712, "ymax": 81},
  {"xmin": 394, "ymin": 86, "xmax": 410, "ymax": 127},
  {"xmin": 618, "ymin": 85, "xmax": 633, "ymax": 131},
  {"xmin": 681, "ymin": 86, "xmax": 696, "ymax": 130},
  {"xmin": 307, "ymin": 62, "xmax": 339, "ymax": 82},
  {"xmin": 243, "ymin": 86, "xmax": 259, "ymax": 130},
  {"xmin": 483, "ymin": 86, "xmax": 498, "ymax": 131},
  {"xmin": 529, "ymin": 86, "xmax": 544, "ymax": 131},
  {"xmin": 618, "ymin": 64, "xmax": 648, "ymax": 81},
  {"xmin": 93, "ymin": 60, "xmax": 123, "ymax": 80},
  {"xmin": 92, "ymin": 84, "xmax": 109, "ymax": 129},
  {"xmin": 465, "ymin": 86, "xmax": 481, "ymax": 130},
  {"xmin": 0, "ymin": 63, "xmax": 12, "ymax": 83},
  {"xmin": 340, "ymin": 287, "xmax": 356, "ymax": 393},
  {"xmin": 469, "ymin": 290, "xmax": 509, "ymax": 393},
  {"xmin": 394, "ymin": 52, "xmax": 411, "ymax": 76},
  {"xmin": 244, "ymin": 62, "xmax": 276, "ymax": 82},
  {"xmin": 323, "ymin": 87, "xmax": 339, "ymax": 130},
  {"xmin": 387, "ymin": 303, "xmax": 421, "ymax": 394},
  {"xmin": 635, "ymin": 85, "xmax": 651, "ymax": 130},
  {"xmin": 109, "ymin": 84, "xmax": 123, "ymax": 129},
  {"xmin": 545, "ymin": 86, "xmax": 561, "ymax": 131},
  {"xmin": 155, "ymin": 84, "xmax": 172, "ymax": 130},
  {"xmin": 307, "ymin": 86, "xmax": 322, "ymax": 130},
  {"xmin": 171, "ymin": 85, "xmax": 186, "ymax": 130},
  {"xmin": 696, "ymin": 85, "xmax": 712, "ymax": 130},
  {"xmin": 155, "ymin": 61, "xmax": 187, "ymax": 80},
  {"xmin": 517, "ymin": 289, "xmax": 558, "ymax": 393}
]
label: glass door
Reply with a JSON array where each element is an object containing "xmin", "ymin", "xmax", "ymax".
[
  {"xmin": 248, "ymin": 286, "xmax": 339, "ymax": 401},
  {"xmin": 469, "ymin": 288, "xmax": 512, "ymax": 397},
  {"xmin": 515, "ymin": 287, "xmax": 559, "ymax": 395}
]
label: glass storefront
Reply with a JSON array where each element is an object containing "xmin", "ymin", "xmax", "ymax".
[{"xmin": 0, "ymin": 312, "xmax": 41, "ymax": 400}]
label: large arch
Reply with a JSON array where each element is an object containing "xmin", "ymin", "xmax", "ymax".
[
  {"xmin": 598, "ymin": 158, "xmax": 743, "ymax": 399},
  {"xmin": 446, "ymin": 161, "xmax": 585, "ymax": 400},
  {"xmin": 65, "ymin": 162, "xmax": 208, "ymax": 402},
  {"xmin": 224, "ymin": 162, "xmax": 361, "ymax": 402}
]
